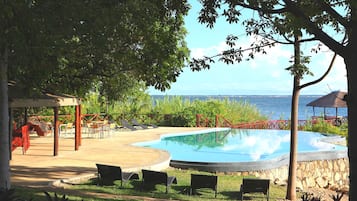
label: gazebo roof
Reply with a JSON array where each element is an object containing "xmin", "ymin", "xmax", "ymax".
[
  {"xmin": 307, "ymin": 90, "xmax": 347, "ymax": 108},
  {"xmin": 8, "ymin": 82, "xmax": 81, "ymax": 108}
]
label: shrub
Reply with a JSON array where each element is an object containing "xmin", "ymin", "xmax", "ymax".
[{"xmin": 304, "ymin": 119, "xmax": 348, "ymax": 137}]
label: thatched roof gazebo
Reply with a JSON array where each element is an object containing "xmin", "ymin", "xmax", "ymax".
[
  {"xmin": 8, "ymin": 82, "xmax": 82, "ymax": 156},
  {"xmin": 306, "ymin": 90, "xmax": 347, "ymax": 119}
]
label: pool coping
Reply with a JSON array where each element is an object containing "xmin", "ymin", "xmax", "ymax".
[{"xmin": 170, "ymin": 149, "xmax": 348, "ymax": 172}]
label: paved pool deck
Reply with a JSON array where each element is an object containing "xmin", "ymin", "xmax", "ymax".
[{"xmin": 10, "ymin": 127, "xmax": 207, "ymax": 188}]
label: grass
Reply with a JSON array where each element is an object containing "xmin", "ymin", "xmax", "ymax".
[{"xmin": 14, "ymin": 168, "xmax": 297, "ymax": 201}]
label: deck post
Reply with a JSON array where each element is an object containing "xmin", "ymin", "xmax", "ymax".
[
  {"xmin": 53, "ymin": 107, "xmax": 59, "ymax": 156},
  {"xmin": 75, "ymin": 105, "xmax": 81, "ymax": 150}
]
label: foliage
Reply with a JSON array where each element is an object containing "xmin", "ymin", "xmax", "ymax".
[
  {"xmin": 9, "ymin": 168, "xmax": 347, "ymax": 201},
  {"xmin": 81, "ymin": 88, "xmax": 151, "ymax": 123},
  {"xmin": 0, "ymin": 188, "xmax": 30, "ymax": 201},
  {"xmin": 1, "ymin": 0, "xmax": 190, "ymax": 192},
  {"xmin": 44, "ymin": 191, "xmax": 82, "ymax": 201},
  {"xmin": 190, "ymin": 1, "xmax": 356, "ymax": 200},
  {"xmin": 331, "ymin": 192, "xmax": 345, "ymax": 201},
  {"xmin": 148, "ymin": 96, "xmax": 267, "ymax": 127},
  {"xmin": 12, "ymin": 93, "xmax": 266, "ymax": 129},
  {"xmin": 190, "ymin": 1, "xmax": 351, "ymax": 71},
  {"xmin": 304, "ymin": 119, "xmax": 348, "ymax": 137},
  {"xmin": 2, "ymin": 1, "xmax": 190, "ymax": 100},
  {"xmin": 0, "ymin": 189, "xmax": 76, "ymax": 201},
  {"xmin": 66, "ymin": 168, "xmax": 288, "ymax": 201},
  {"xmin": 301, "ymin": 192, "xmax": 321, "ymax": 201}
]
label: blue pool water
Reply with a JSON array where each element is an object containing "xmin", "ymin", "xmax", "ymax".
[{"xmin": 137, "ymin": 128, "xmax": 347, "ymax": 163}]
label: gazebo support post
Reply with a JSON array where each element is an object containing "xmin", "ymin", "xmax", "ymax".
[
  {"xmin": 24, "ymin": 107, "xmax": 28, "ymax": 123},
  {"xmin": 75, "ymin": 105, "xmax": 81, "ymax": 150},
  {"xmin": 53, "ymin": 107, "xmax": 59, "ymax": 156},
  {"xmin": 79, "ymin": 105, "xmax": 82, "ymax": 146}
]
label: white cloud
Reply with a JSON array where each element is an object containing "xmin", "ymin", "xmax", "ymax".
[
  {"xmin": 190, "ymin": 41, "xmax": 229, "ymax": 59},
  {"xmin": 191, "ymin": 35, "xmax": 292, "ymax": 75}
]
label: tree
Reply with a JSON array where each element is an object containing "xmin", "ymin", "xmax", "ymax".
[
  {"xmin": 191, "ymin": 1, "xmax": 355, "ymax": 200},
  {"xmin": 4, "ymin": 0, "xmax": 190, "ymax": 100},
  {"xmin": 285, "ymin": 32, "xmax": 337, "ymax": 199},
  {"xmin": 0, "ymin": 0, "xmax": 190, "ymax": 191}
]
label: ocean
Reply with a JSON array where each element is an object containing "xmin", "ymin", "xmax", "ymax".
[{"xmin": 150, "ymin": 95, "xmax": 348, "ymax": 120}]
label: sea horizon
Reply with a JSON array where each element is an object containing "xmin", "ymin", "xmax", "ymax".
[{"xmin": 150, "ymin": 94, "xmax": 348, "ymax": 120}]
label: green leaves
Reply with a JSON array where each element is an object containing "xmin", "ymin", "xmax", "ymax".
[
  {"xmin": 190, "ymin": 0, "xmax": 350, "ymax": 73},
  {"xmin": 4, "ymin": 0, "xmax": 190, "ymax": 101},
  {"xmin": 285, "ymin": 54, "xmax": 313, "ymax": 79}
]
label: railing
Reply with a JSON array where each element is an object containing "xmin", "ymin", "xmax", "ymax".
[{"xmin": 196, "ymin": 114, "xmax": 344, "ymax": 129}]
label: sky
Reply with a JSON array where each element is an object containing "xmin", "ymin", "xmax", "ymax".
[{"xmin": 148, "ymin": 1, "xmax": 347, "ymax": 96}]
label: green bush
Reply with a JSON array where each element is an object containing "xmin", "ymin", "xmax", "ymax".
[
  {"xmin": 304, "ymin": 119, "xmax": 348, "ymax": 138},
  {"xmin": 147, "ymin": 97, "xmax": 267, "ymax": 127}
]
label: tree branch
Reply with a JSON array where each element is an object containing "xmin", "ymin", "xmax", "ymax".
[
  {"xmin": 316, "ymin": 0, "xmax": 349, "ymax": 28},
  {"xmin": 192, "ymin": 40, "xmax": 276, "ymax": 62},
  {"xmin": 230, "ymin": 1, "xmax": 288, "ymax": 14},
  {"xmin": 283, "ymin": 0, "xmax": 346, "ymax": 57},
  {"xmin": 265, "ymin": 34, "xmax": 318, "ymax": 45},
  {"xmin": 299, "ymin": 52, "xmax": 337, "ymax": 89}
]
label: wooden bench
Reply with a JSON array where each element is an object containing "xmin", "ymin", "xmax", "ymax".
[
  {"xmin": 190, "ymin": 174, "xmax": 218, "ymax": 197},
  {"xmin": 141, "ymin": 169, "xmax": 177, "ymax": 193},
  {"xmin": 95, "ymin": 164, "xmax": 139, "ymax": 187},
  {"xmin": 240, "ymin": 178, "xmax": 270, "ymax": 201}
]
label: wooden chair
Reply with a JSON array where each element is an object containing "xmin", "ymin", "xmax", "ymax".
[
  {"xmin": 59, "ymin": 122, "xmax": 73, "ymax": 135},
  {"xmin": 240, "ymin": 178, "xmax": 270, "ymax": 201},
  {"xmin": 95, "ymin": 164, "xmax": 139, "ymax": 187},
  {"xmin": 141, "ymin": 169, "xmax": 177, "ymax": 193},
  {"xmin": 190, "ymin": 174, "xmax": 218, "ymax": 197}
]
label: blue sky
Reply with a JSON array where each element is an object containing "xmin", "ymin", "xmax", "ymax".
[{"xmin": 148, "ymin": 1, "xmax": 347, "ymax": 96}]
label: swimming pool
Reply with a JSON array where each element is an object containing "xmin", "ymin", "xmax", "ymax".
[{"xmin": 136, "ymin": 128, "xmax": 347, "ymax": 172}]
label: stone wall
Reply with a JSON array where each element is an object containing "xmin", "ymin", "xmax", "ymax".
[{"xmin": 232, "ymin": 158, "xmax": 349, "ymax": 191}]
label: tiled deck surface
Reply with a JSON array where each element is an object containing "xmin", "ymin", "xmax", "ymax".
[{"xmin": 10, "ymin": 127, "xmax": 206, "ymax": 188}]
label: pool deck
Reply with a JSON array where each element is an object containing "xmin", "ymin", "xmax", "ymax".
[{"xmin": 10, "ymin": 127, "xmax": 207, "ymax": 189}]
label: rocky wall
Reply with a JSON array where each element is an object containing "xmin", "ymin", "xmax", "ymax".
[{"xmin": 232, "ymin": 158, "xmax": 349, "ymax": 191}]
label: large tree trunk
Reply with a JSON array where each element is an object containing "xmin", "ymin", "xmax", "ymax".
[
  {"xmin": 345, "ymin": 13, "xmax": 357, "ymax": 201},
  {"xmin": 286, "ymin": 34, "xmax": 301, "ymax": 201},
  {"xmin": 345, "ymin": 53, "xmax": 357, "ymax": 201},
  {"xmin": 286, "ymin": 79, "xmax": 300, "ymax": 201},
  {"xmin": 0, "ymin": 48, "xmax": 11, "ymax": 191}
]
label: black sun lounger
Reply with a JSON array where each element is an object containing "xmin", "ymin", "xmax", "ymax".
[
  {"xmin": 96, "ymin": 163, "xmax": 139, "ymax": 187},
  {"xmin": 131, "ymin": 119, "xmax": 149, "ymax": 129},
  {"xmin": 190, "ymin": 174, "xmax": 218, "ymax": 197},
  {"xmin": 120, "ymin": 119, "xmax": 137, "ymax": 131},
  {"xmin": 141, "ymin": 169, "xmax": 177, "ymax": 193},
  {"xmin": 240, "ymin": 178, "xmax": 270, "ymax": 201},
  {"xmin": 131, "ymin": 119, "xmax": 158, "ymax": 129}
]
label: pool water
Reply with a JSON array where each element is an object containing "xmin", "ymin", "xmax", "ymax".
[{"xmin": 138, "ymin": 128, "xmax": 347, "ymax": 163}]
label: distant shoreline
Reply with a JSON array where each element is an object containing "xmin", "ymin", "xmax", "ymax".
[
  {"xmin": 150, "ymin": 94, "xmax": 323, "ymax": 97},
  {"xmin": 150, "ymin": 95, "xmax": 348, "ymax": 120}
]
